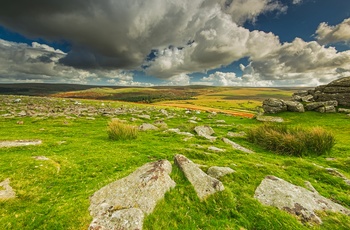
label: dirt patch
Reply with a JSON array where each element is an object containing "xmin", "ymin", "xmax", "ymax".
[{"xmin": 0, "ymin": 140, "xmax": 42, "ymax": 148}]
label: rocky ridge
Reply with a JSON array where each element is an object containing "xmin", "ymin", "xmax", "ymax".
[{"xmin": 263, "ymin": 77, "xmax": 350, "ymax": 114}]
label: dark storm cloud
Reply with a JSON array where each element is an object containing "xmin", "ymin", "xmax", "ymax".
[{"xmin": 0, "ymin": 0, "xmax": 287, "ymax": 72}]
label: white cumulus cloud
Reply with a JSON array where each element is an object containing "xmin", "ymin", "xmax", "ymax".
[{"xmin": 316, "ymin": 18, "xmax": 350, "ymax": 45}]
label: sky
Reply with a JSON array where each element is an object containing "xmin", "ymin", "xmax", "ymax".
[{"xmin": 0, "ymin": 0, "xmax": 350, "ymax": 87}]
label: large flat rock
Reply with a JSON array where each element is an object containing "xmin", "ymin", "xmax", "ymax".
[
  {"xmin": 89, "ymin": 160, "xmax": 176, "ymax": 230},
  {"xmin": 174, "ymin": 154, "xmax": 224, "ymax": 200},
  {"xmin": 255, "ymin": 175, "xmax": 350, "ymax": 224}
]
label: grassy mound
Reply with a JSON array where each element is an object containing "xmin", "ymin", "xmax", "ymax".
[
  {"xmin": 247, "ymin": 124, "xmax": 335, "ymax": 156},
  {"xmin": 107, "ymin": 119, "xmax": 138, "ymax": 140}
]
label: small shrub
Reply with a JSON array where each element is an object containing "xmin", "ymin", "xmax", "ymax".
[
  {"xmin": 107, "ymin": 119, "xmax": 138, "ymax": 140},
  {"xmin": 247, "ymin": 124, "xmax": 335, "ymax": 156}
]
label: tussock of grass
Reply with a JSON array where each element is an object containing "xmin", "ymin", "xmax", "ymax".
[
  {"xmin": 247, "ymin": 124, "xmax": 335, "ymax": 156},
  {"xmin": 107, "ymin": 119, "xmax": 138, "ymax": 140}
]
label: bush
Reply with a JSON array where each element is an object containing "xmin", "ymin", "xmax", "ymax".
[
  {"xmin": 247, "ymin": 124, "xmax": 335, "ymax": 156},
  {"xmin": 107, "ymin": 119, "xmax": 138, "ymax": 140}
]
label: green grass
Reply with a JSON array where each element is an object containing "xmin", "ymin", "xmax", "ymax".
[
  {"xmin": 0, "ymin": 96, "xmax": 349, "ymax": 229},
  {"xmin": 247, "ymin": 124, "xmax": 335, "ymax": 156}
]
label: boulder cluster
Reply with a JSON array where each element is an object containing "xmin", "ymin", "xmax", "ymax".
[{"xmin": 263, "ymin": 77, "xmax": 350, "ymax": 114}]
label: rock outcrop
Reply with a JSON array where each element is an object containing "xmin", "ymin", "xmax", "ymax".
[
  {"xmin": 89, "ymin": 160, "xmax": 176, "ymax": 230},
  {"xmin": 174, "ymin": 154, "xmax": 224, "ymax": 200},
  {"xmin": 254, "ymin": 175, "xmax": 350, "ymax": 224},
  {"xmin": 313, "ymin": 77, "xmax": 350, "ymax": 107},
  {"xmin": 262, "ymin": 98, "xmax": 287, "ymax": 114},
  {"xmin": 264, "ymin": 77, "xmax": 350, "ymax": 114}
]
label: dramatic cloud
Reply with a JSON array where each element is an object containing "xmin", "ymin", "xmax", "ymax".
[
  {"xmin": 240, "ymin": 38, "xmax": 350, "ymax": 86},
  {"xmin": 0, "ymin": 0, "xmax": 349, "ymax": 86},
  {"xmin": 0, "ymin": 0, "xmax": 286, "ymax": 73},
  {"xmin": 0, "ymin": 39, "xmax": 139, "ymax": 85},
  {"xmin": 316, "ymin": 18, "xmax": 350, "ymax": 45}
]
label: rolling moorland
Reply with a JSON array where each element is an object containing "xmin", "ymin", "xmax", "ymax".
[{"xmin": 0, "ymin": 84, "xmax": 349, "ymax": 229}]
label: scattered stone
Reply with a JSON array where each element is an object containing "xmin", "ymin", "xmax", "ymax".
[
  {"xmin": 188, "ymin": 120, "xmax": 198, "ymax": 124},
  {"xmin": 227, "ymin": 131, "xmax": 246, "ymax": 137},
  {"xmin": 139, "ymin": 123, "xmax": 158, "ymax": 131},
  {"xmin": 13, "ymin": 98, "xmax": 21, "ymax": 103},
  {"xmin": 167, "ymin": 128, "xmax": 194, "ymax": 137},
  {"xmin": 159, "ymin": 109, "xmax": 168, "ymax": 116},
  {"xmin": 16, "ymin": 121, "xmax": 24, "ymax": 125},
  {"xmin": 0, "ymin": 178, "xmax": 16, "ymax": 200},
  {"xmin": 338, "ymin": 108, "xmax": 350, "ymax": 113},
  {"xmin": 174, "ymin": 154, "xmax": 224, "ymax": 200},
  {"xmin": 325, "ymin": 158, "xmax": 336, "ymax": 161},
  {"xmin": 222, "ymin": 138, "xmax": 254, "ymax": 154},
  {"xmin": 284, "ymin": 101, "xmax": 305, "ymax": 112},
  {"xmin": 89, "ymin": 160, "xmax": 175, "ymax": 230},
  {"xmin": 208, "ymin": 146, "xmax": 225, "ymax": 152},
  {"xmin": 216, "ymin": 120, "xmax": 226, "ymax": 123},
  {"xmin": 207, "ymin": 166, "xmax": 235, "ymax": 179},
  {"xmin": 17, "ymin": 111, "xmax": 27, "ymax": 116},
  {"xmin": 154, "ymin": 120, "xmax": 168, "ymax": 129},
  {"xmin": 326, "ymin": 168, "xmax": 350, "ymax": 186},
  {"xmin": 256, "ymin": 115, "xmax": 284, "ymax": 123},
  {"xmin": 138, "ymin": 114, "xmax": 151, "ymax": 120},
  {"xmin": 0, "ymin": 140, "xmax": 42, "ymax": 148},
  {"xmin": 32, "ymin": 156, "xmax": 50, "ymax": 161},
  {"xmin": 254, "ymin": 175, "xmax": 350, "ymax": 224},
  {"xmin": 262, "ymin": 98, "xmax": 287, "ymax": 114},
  {"xmin": 86, "ymin": 117, "xmax": 96, "ymax": 120},
  {"xmin": 194, "ymin": 126, "xmax": 216, "ymax": 141},
  {"xmin": 130, "ymin": 117, "xmax": 138, "ymax": 122}
]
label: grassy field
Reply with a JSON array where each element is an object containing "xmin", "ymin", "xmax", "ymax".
[{"xmin": 0, "ymin": 93, "xmax": 349, "ymax": 229}]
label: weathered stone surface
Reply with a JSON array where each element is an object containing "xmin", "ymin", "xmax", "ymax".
[
  {"xmin": 222, "ymin": 138, "xmax": 254, "ymax": 154},
  {"xmin": 0, "ymin": 140, "xmax": 42, "ymax": 148},
  {"xmin": 174, "ymin": 154, "xmax": 224, "ymax": 200},
  {"xmin": 284, "ymin": 101, "xmax": 304, "ymax": 112},
  {"xmin": 262, "ymin": 98, "xmax": 287, "ymax": 114},
  {"xmin": 313, "ymin": 77, "xmax": 350, "ymax": 107},
  {"xmin": 255, "ymin": 175, "xmax": 350, "ymax": 224},
  {"xmin": 194, "ymin": 126, "xmax": 216, "ymax": 141},
  {"xmin": 315, "ymin": 105, "xmax": 336, "ymax": 113},
  {"xmin": 0, "ymin": 178, "xmax": 15, "ymax": 200},
  {"xmin": 89, "ymin": 160, "xmax": 175, "ymax": 230},
  {"xmin": 305, "ymin": 101, "xmax": 338, "ymax": 111},
  {"xmin": 301, "ymin": 95, "xmax": 314, "ymax": 102},
  {"xmin": 326, "ymin": 168, "xmax": 350, "ymax": 186},
  {"xmin": 89, "ymin": 208, "xmax": 144, "ymax": 230},
  {"xmin": 138, "ymin": 114, "xmax": 151, "ymax": 120},
  {"xmin": 208, "ymin": 146, "xmax": 225, "ymax": 152},
  {"xmin": 138, "ymin": 123, "xmax": 158, "ymax": 131},
  {"xmin": 256, "ymin": 115, "xmax": 284, "ymax": 123},
  {"xmin": 154, "ymin": 120, "xmax": 168, "ymax": 129},
  {"xmin": 207, "ymin": 166, "xmax": 235, "ymax": 179},
  {"xmin": 338, "ymin": 108, "xmax": 350, "ymax": 113},
  {"xmin": 227, "ymin": 131, "xmax": 246, "ymax": 137},
  {"xmin": 167, "ymin": 128, "xmax": 194, "ymax": 137}
]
